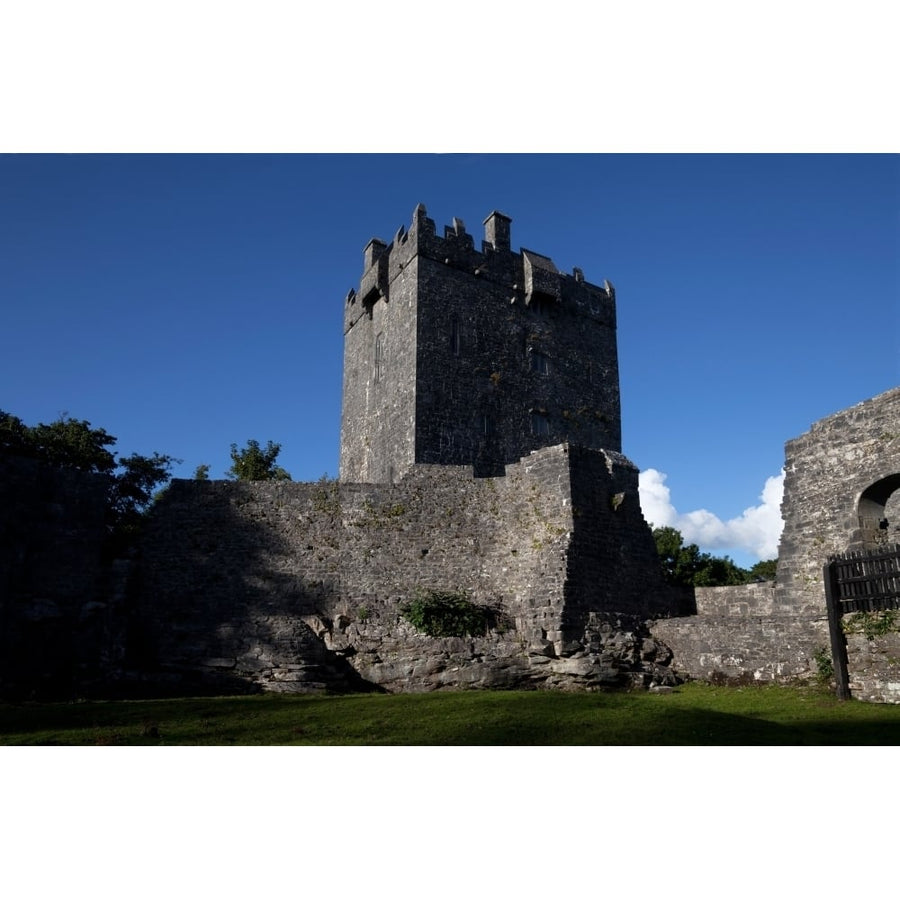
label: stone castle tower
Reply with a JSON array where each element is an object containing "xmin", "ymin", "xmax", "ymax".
[{"xmin": 340, "ymin": 204, "xmax": 621, "ymax": 482}]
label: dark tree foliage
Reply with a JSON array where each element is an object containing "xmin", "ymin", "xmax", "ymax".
[
  {"xmin": 652, "ymin": 526, "xmax": 774, "ymax": 588},
  {"xmin": 692, "ymin": 554, "xmax": 750, "ymax": 587},
  {"xmin": 748, "ymin": 559, "xmax": 778, "ymax": 581},
  {"xmin": 227, "ymin": 439, "xmax": 291, "ymax": 481},
  {"xmin": 1, "ymin": 410, "xmax": 179, "ymax": 552},
  {"xmin": 27, "ymin": 416, "xmax": 117, "ymax": 473},
  {"xmin": 653, "ymin": 526, "xmax": 705, "ymax": 587},
  {"xmin": 0, "ymin": 410, "xmax": 32, "ymax": 454},
  {"xmin": 110, "ymin": 451, "xmax": 180, "ymax": 545}
]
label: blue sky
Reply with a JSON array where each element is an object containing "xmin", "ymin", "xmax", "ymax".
[{"xmin": 2, "ymin": 153, "xmax": 898, "ymax": 565}]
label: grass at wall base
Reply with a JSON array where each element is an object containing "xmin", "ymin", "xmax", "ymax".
[{"xmin": 3, "ymin": 682, "xmax": 900, "ymax": 745}]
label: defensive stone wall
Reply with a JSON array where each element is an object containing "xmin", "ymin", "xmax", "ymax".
[
  {"xmin": 776, "ymin": 386, "xmax": 900, "ymax": 614},
  {"xmin": 134, "ymin": 444, "xmax": 677, "ymax": 693},
  {"xmin": 650, "ymin": 583, "xmax": 829, "ymax": 683},
  {"xmin": 844, "ymin": 630, "xmax": 900, "ymax": 703},
  {"xmin": 4, "ymin": 387, "xmax": 899, "ymax": 699},
  {"xmin": 0, "ymin": 456, "xmax": 117, "ymax": 697}
]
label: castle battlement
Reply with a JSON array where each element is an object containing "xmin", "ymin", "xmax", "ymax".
[
  {"xmin": 345, "ymin": 204, "xmax": 615, "ymax": 336},
  {"xmin": 340, "ymin": 204, "xmax": 623, "ymax": 483}
]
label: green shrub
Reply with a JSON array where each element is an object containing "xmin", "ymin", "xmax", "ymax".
[
  {"xmin": 401, "ymin": 590, "xmax": 495, "ymax": 638},
  {"xmin": 813, "ymin": 647, "xmax": 834, "ymax": 686},
  {"xmin": 842, "ymin": 610, "xmax": 899, "ymax": 640}
]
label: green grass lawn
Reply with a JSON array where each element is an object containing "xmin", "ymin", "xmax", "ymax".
[{"xmin": 2, "ymin": 681, "xmax": 899, "ymax": 745}]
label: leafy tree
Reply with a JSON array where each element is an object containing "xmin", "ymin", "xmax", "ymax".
[
  {"xmin": 193, "ymin": 463, "xmax": 211, "ymax": 480},
  {"xmin": 1, "ymin": 410, "xmax": 118, "ymax": 472},
  {"xmin": 0, "ymin": 410, "xmax": 32, "ymax": 454},
  {"xmin": 653, "ymin": 526, "xmax": 704, "ymax": 587},
  {"xmin": 693, "ymin": 554, "xmax": 749, "ymax": 587},
  {"xmin": 1, "ymin": 410, "xmax": 178, "ymax": 551},
  {"xmin": 227, "ymin": 439, "xmax": 291, "ymax": 481},
  {"xmin": 652, "ymin": 526, "xmax": 752, "ymax": 587},
  {"xmin": 111, "ymin": 450, "xmax": 179, "ymax": 526},
  {"xmin": 27, "ymin": 414, "xmax": 118, "ymax": 473},
  {"xmin": 748, "ymin": 559, "xmax": 778, "ymax": 581}
]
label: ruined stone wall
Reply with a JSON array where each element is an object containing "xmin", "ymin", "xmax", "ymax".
[
  {"xmin": 650, "ymin": 387, "xmax": 900, "ymax": 694},
  {"xmin": 135, "ymin": 444, "xmax": 676, "ymax": 693},
  {"xmin": 776, "ymin": 386, "xmax": 900, "ymax": 615},
  {"xmin": 845, "ymin": 630, "xmax": 900, "ymax": 703},
  {"xmin": 0, "ymin": 456, "xmax": 115, "ymax": 697},
  {"xmin": 650, "ymin": 583, "xmax": 829, "ymax": 683}
]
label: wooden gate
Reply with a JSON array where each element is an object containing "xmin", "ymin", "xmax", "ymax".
[{"xmin": 823, "ymin": 545, "xmax": 900, "ymax": 699}]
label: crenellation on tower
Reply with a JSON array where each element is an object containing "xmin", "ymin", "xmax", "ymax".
[
  {"xmin": 340, "ymin": 204, "xmax": 622, "ymax": 482},
  {"xmin": 483, "ymin": 209, "xmax": 512, "ymax": 252},
  {"xmin": 362, "ymin": 237, "xmax": 387, "ymax": 269}
]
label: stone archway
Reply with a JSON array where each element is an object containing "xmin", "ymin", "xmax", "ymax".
[{"xmin": 858, "ymin": 473, "xmax": 900, "ymax": 549}]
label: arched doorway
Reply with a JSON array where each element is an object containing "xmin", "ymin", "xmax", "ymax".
[{"xmin": 858, "ymin": 474, "xmax": 900, "ymax": 548}]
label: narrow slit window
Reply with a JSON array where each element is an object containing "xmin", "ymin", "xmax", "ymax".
[
  {"xmin": 531, "ymin": 412, "xmax": 550, "ymax": 437},
  {"xmin": 529, "ymin": 349, "xmax": 550, "ymax": 375},
  {"xmin": 450, "ymin": 316, "xmax": 461, "ymax": 356},
  {"xmin": 374, "ymin": 332, "xmax": 385, "ymax": 383}
]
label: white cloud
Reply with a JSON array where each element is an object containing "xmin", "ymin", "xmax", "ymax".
[{"xmin": 638, "ymin": 468, "xmax": 785, "ymax": 561}]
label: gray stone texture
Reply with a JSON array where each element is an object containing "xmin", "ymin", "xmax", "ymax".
[
  {"xmin": 650, "ymin": 583, "xmax": 829, "ymax": 683},
  {"xmin": 846, "ymin": 631, "xmax": 900, "ymax": 703},
  {"xmin": 650, "ymin": 387, "xmax": 900, "ymax": 695},
  {"xmin": 134, "ymin": 443, "xmax": 678, "ymax": 693},
  {"xmin": 340, "ymin": 206, "xmax": 620, "ymax": 482},
  {"xmin": 776, "ymin": 387, "xmax": 900, "ymax": 614}
]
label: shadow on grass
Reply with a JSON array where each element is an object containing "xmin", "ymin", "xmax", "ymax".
[{"xmin": 5, "ymin": 688, "xmax": 900, "ymax": 745}]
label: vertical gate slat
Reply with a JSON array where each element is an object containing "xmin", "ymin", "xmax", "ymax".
[{"xmin": 824, "ymin": 560, "xmax": 851, "ymax": 700}]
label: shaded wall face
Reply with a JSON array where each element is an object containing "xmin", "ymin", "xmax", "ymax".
[
  {"xmin": 0, "ymin": 457, "xmax": 111, "ymax": 697},
  {"xmin": 136, "ymin": 450, "xmax": 576, "ymax": 687},
  {"xmin": 563, "ymin": 446, "xmax": 678, "ymax": 628},
  {"xmin": 775, "ymin": 387, "xmax": 900, "ymax": 615},
  {"xmin": 135, "ymin": 445, "xmax": 672, "ymax": 691}
]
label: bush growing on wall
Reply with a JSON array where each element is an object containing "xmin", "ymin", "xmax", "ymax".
[{"xmin": 401, "ymin": 590, "xmax": 496, "ymax": 638}]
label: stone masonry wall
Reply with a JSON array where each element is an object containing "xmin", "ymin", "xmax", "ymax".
[
  {"xmin": 0, "ymin": 456, "xmax": 115, "ymax": 697},
  {"xmin": 135, "ymin": 444, "xmax": 677, "ymax": 693},
  {"xmin": 340, "ymin": 205, "xmax": 620, "ymax": 482},
  {"xmin": 776, "ymin": 386, "xmax": 900, "ymax": 614},
  {"xmin": 845, "ymin": 630, "xmax": 900, "ymax": 704},
  {"xmin": 650, "ymin": 583, "xmax": 829, "ymax": 683},
  {"xmin": 650, "ymin": 387, "xmax": 900, "ymax": 695}
]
